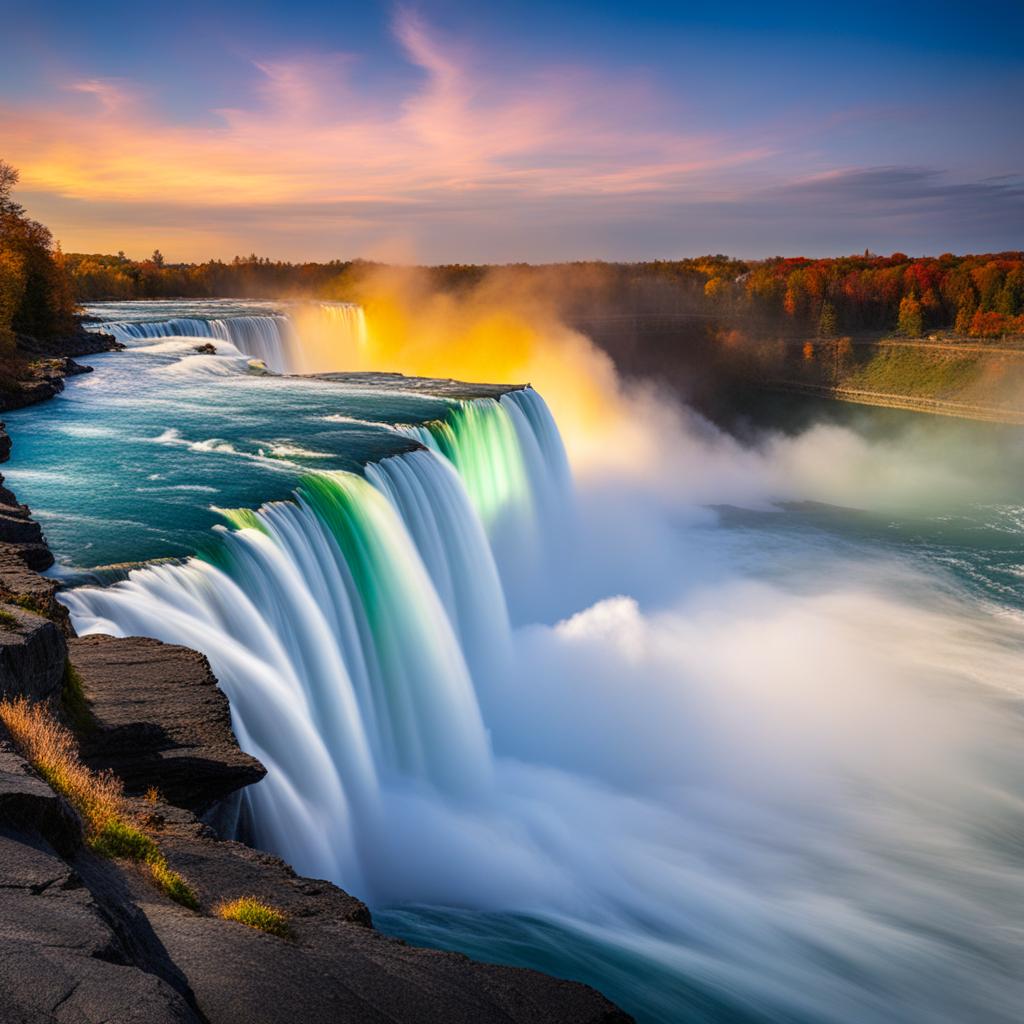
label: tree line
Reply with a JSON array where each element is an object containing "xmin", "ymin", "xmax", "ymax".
[
  {"xmin": 3, "ymin": 157, "xmax": 1022, "ymax": 345},
  {"xmin": 66, "ymin": 249, "xmax": 1024, "ymax": 340}
]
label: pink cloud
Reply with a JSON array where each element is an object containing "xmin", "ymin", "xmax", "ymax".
[{"xmin": 0, "ymin": 12, "xmax": 769, "ymax": 215}]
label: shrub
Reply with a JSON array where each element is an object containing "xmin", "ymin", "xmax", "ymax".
[
  {"xmin": 215, "ymin": 896, "xmax": 292, "ymax": 939},
  {"xmin": 897, "ymin": 294, "xmax": 923, "ymax": 337}
]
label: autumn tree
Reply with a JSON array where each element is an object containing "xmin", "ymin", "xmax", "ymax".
[
  {"xmin": 0, "ymin": 159, "xmax": 76, "ymax": 339},
  {"xmin": 896, "ymin": 294, "xmax": 923, "ymax": 337}
]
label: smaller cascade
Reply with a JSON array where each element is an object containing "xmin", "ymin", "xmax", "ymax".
[
  {"xmin": 315, "ymin": 303, "xmax": 369, "ymax": 349},
  {"xmin": 100, "ymin": 314, "xmax": 296, "ymax": 372},
  {"xmin": 102, "ymin": 318, "xmax": 224, "ymax": 343},
  {"xmin": 97, "ymin": 303, "xmax": 370, "ymax": 374},
  {"xmin": 282, "ymin": 303, "xmax": 371, "ymax": 373}
]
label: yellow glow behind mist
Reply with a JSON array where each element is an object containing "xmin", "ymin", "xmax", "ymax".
[{"xmin": 292, "ymin": 268, "xmax": 657, "ymax": 472}]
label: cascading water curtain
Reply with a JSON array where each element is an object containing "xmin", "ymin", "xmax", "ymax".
[
  {"xmin": 60, "ymin": 388, "xmax": 570, "ymax": 887},
  {"xmin": 401, "ymin": 388, "xmax": 574, "ymax": 620}
]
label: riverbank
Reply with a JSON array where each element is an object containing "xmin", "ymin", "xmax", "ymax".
[
  {"xmin": 582, "ymin": 314, "xmax": 1024, "ymax": 426},
  {"xmin": 0, "ymin": 353, "xmax": 631, "ymax": 1024}
]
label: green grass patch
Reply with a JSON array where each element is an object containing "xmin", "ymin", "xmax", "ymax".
[
  {"xmin": 0, "ymin": 606, "xmax": 21, "ymax": 628},
  {"xmin": 149, "ymin": 858, "xmax": 200, "ymax": 910},
  {"xmin": 216, "ymin": 896, "xmax": 293, "ymax": 939},
  {"xmin": 842, "ymin": 346, "xmax": 983, "ymax": 398},
  {"xmin": 89, "ymin": 817, "xmax": 160, "ymax": 860}
]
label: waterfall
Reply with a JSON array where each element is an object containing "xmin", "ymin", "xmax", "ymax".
[
  {"xmin": 97, "ymin": 303, "xmax": 367, "ymax": 374},
  {"xmin": 312, "ymin": 302, "xmax": 369, "ymax": 350},
  {"xmin": 52, "ymin": 376, "xmax": 1024, "ymax": 1023},
  {"xmin": 60, "ymin": 388, "xmax": 571, "ymax": 891},
  {"xmin": 365, "ymin": 451, "xmax": 512, "ymax": 681}
]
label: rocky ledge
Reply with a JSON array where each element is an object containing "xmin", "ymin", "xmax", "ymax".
[
  {"xmin": 0, "ymin": 324, "xmax": 122, "ymax": 413},
  {"xmin": 0, "ymin": 435, "xmax": 632, "ymax": 1023},
  {"xmin": 0, "ymin": 624, "xmax": 630, "ymax": 1023},
  {"xmin": 15, "ymin": 325, "xmax": 122, "ymax": 362},
  {"xmin": 69, "ymin": 635, "xmax": 266, "ymax": 811}
]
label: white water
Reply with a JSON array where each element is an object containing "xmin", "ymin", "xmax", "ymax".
[
  {"xmin": 402, "ymin": 389, "xmax": 574, "ymax": 620},
  {"xmin": 58, "ymin": 356, "xmax": 1024, "ymax": 1021}
]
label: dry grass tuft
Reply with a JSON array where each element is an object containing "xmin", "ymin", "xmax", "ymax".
[
  {"xmin": 216, "ymin": 896, "xmax": 293, "ymax": 939},
  {"xmin": 0, "ymin": 695, "xmax": 121, "ymax": 828},
  {"xmin": 0, "ymin": 696, "xmax": 197, "ymax": 909}
]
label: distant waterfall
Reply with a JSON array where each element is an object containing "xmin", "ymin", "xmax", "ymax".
[
  {"xmin": 313, "ymin": 302, "xmax": 369, "ymax": 349},
  {"xmin": 99, "ymin": 303, "xmax": 367, "ymax": 374}
]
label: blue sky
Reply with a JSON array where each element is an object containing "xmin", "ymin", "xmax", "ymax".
[{"xmin": 1, "ymin": 1, "xmax": 1021, "ymax": 261}]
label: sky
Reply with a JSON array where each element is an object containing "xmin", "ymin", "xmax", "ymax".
[{"xmin": 1, "ymin": 0, "xmax": 1022, "ymax": 263}]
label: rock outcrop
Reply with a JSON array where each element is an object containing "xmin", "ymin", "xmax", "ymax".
[
  {"xmin": 0, "ymin": 322, "xmax": 122, "ymax": 414},
  {"xmin": 0, "ymin": 726, "xmax": 79, "ymax": 855},
  {"xmin": 69, "ymin": 635, "xmax": 265, "ymax": 811},
  {"xmin": 16, "ymin": 325, "xmax": 122, "ymax": 361},
  {"xmin": 0, "ymin": 606, "xmax": 66, "ymax": 704},
  {"xmin": 0, "ymin": 356, "xmax": 96, "ymax": 412},
  {"xmin": 0, "ymin": 470, "xmax": 54, "ymax": 572},
  {"xmin": 1, "ymin": 689, "xmax": 631, "ymax": 1024},
  {"xmin": 123, "ymin": 812, "xmax": 631, "ymax": 1024},
  {"xmin": 0, "ymin": 542, "xmax": 66, "ymax": 623},
  {"xmin": 0, "ymin": 730, "xmax": 202, "ymax": 1024}
]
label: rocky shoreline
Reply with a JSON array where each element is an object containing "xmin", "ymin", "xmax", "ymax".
[
  {"xmin": 0, "ymin": 327, "xmax": 123, "ymax": 413},
  {"xmin": 0, "ymin": 331, "xmax": 632, "ymax": 1024}
]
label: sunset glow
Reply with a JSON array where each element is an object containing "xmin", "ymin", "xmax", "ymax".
[{"xmin": 3, "ymin": 2, "xmax": 1021, "ymax": 260}]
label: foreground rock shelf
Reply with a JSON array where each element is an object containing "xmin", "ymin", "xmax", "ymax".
[{"xmin": 69, "ymin": 635, "xmax": 266, "ymax": 811}]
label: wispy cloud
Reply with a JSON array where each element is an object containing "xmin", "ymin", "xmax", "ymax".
[{"xmin": 1, "ymin": 10, "xmax": 764, "ymax": 214}]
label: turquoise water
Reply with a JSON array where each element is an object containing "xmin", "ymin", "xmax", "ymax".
[{"xmin": 6, "ymin": 301, "xmax": 1024, "ymax": 1024}]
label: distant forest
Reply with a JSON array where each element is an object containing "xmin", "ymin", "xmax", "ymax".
[{"xmin": 68, "ymin": 250, "xmax": 1024, "ymax": 341}]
